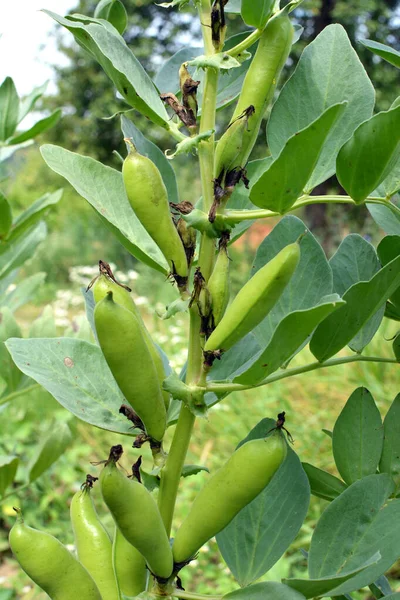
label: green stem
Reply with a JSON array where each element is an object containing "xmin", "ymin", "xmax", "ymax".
[
  {"xmin": 0, "ymin": 383, "xmax": 41, "ymax": 407},
  {"xmin": 226, "ymin": 28, "xmax": 263, "ymax": 57},
  {"xmin": 205, "ymin": 355, "xmax": 399, "ymax": 394},
  {"xmin": 173, "ymin": 590, "xmax": 222, "ymax": 600},
  {"xmin": 223, "ymin": 195, "xmax": 400, "ymax": 224}
]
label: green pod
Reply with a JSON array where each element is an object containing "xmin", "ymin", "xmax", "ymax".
[
  {"xmin": 70, "ymin": 484, "xmax": 119, "ymax": 600},
  {"xmin": 93, "ymin": 274, "xmax": 170, "ymax": 410},
  {"xmin": 204, "ymin": 242, "xmax": 300, "ymax": 352},
  {"xmin": 100, "ymin": 460, "xmax": 173, "ymax": 580},
  {"xmin": 214, "ymin": 106, "xmax": 254, "ymax": 182},
  {"xmin": 230, "ymin": 11, "xmax": 294, "ymax": 166},
  {"xmin": 0, "ymin": 191, "xmax": 12, "ymax": 239},
  {"xmin": 208, "ymin": 244, "xmax": 230, "ymax": 326},
  {"xmin": 9, "ymin": 508, "xmax": 102, "ymax": 600},
  {"xmin": 113, "ymin": 526, "xmax": 147, "ymax": 597},
  {"xmin": 122, "ymin": 141, "xmax": 188, "ymax": 280},
  {"xmin": 94, "ymin": 293, "xmax": 166, "ymax": 442},
  {"xmin": 172, "ymin": 432, "xmax": 287, "ymax": 564}
]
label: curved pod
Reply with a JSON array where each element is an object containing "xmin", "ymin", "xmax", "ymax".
[
  {"xmin": 100, "ymin": 461, "xmax": 173, "ymax": 580},
  {"xmin": 70, "ymin": 486, "xmax": 119, "ymax": 600},
  {"xmin": 94, "ymin": 293, "xmax": 166, "ymax": 442},
  {"xmin": 9, "ymin": 508, "xmax": 101, "ymax": 600},
  {"xmin": 172, "ymin": 433, "xmax": 287, "ymax": 563},
  {"xmin": 229, "ymin": 12, "xmax": 294, "ymax": 166},
  {"xmin": 93, "ymin": 274, "xmax": 169, "ymax": 410},
  {"xmin": 122, "ymin": 141, "xmax": 188, "ymax": 280},
  {"xmin": 208, "ymin": 244, "xmax": 230, "ymax": 326},
  {"xmin": 204, "ymin": 242, "xmax": 300, "ymax": 352}
]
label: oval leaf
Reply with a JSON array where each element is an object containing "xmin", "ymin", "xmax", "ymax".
[
  {"xmin": 29, "ymin": 422, "xmax": 72, "ymax": 482},
  {"xmin": 360, "ymin": 39, "xmax": 400, "ymax": 69},
  {"xmin": 310, "ymin": 253, "xmax": 400, "ymax": 362},
  {"xmin": 337, "ymin": 106, "xmax": 400, "ymax": 203},
  {"xmin": 308, "ymin": 473, "xmax": 400, "ymax": 596},
  {"xmin": 379, "ymin": 393, "xmax": 400, "ymax": 492},
  {"xmin": 251, "ymin": 103, "xmax": 346, "ymax": 211},
  {"xmin": 267, "ymin": 25, "xmax": 375, "ymax": 190},
  {"xmin": 0, "ymin": 77, "xmax": 19, "ymax": 141},
  {"xmin": 302, "ymin": 462, "xmax": 347, "ymax": 501},
  {"xmin": 5, "ymin": 337, "xmax": 134, "ymax": 435},
  {"xmin": 241, "ymin": 0, "xmax": 274, "ymax": 28},
  {"xmin": 332, "ymin": 387, "xmax": 383, "ymax": 485}
]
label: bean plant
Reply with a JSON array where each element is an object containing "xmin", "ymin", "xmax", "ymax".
[{"xmin": 4, "ymin": 0, "xmax": 400, "ymax": 598}]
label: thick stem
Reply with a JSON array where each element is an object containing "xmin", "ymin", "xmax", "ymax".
[
  {"xmin": 222, "ymin": 195, "xmax": 400, "ymax": 224},
  {"xmin": 205, "ymin": 355, "xmax": 399, "ymax": 394}
]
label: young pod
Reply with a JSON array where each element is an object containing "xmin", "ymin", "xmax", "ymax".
[
  {"xmin": 9, "ymin": 508, "xmax": 102, "ymax": 600},
  {"xmin": 214, "ymin": 106, "xmax": 255, "ymax": 183},
  {"xmin": 100, "ymin": 453, "xmax": 173, "ymax": 580},
  {"xmin": 204, "ymin": 242, "xmax": 300, "ymax": 352},
  {"xmin": 208, "ymin": 241, "xmax": 230, "ymax": 327},
  {"xmin": 229, "ymin": 11, "xmax": 294, "ymax": 166},
  {"xmin": 94, "ymin": 292, "xmax": 166, "ymax": 442},
  {"xmin": 70, "ymin": 478, "xmax": 119, "ymax": 600},
  {"xmin": 92, "ymin": 268, "xmax": 170, "ymax": 410},
  {"xmin": 113, "ymin": 526, "xmax": 147, "ymax": 597},
  {"xmin": 122, "ymin": 141, "xmax": 188, "ymax": 282},
  {"xmin": 172, "ymin": 431, "xmax": 287, "ymax": 564}
]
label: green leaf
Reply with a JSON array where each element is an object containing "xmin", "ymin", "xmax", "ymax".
[
  {"xmin": 310, "ymin": 254, "xmax": 400, "ymax": 362},
  {"xmin": 369, "ymin": 574, "xmax": 394, "ymax": 597},
  {"xmin": 377, "ymin": 235, "xmax": 400, "ymax": 309},
  {"xmin": 251, "ymin": 103, "xmax": 345, "ymax": 211},
  {"xmin": 241, "ymin": 0, "xmax": 274, "ymax": 28},
  {"xmin": 216, "ymin": 418, "xmax": 310, "ymax": 586},
  {"xmin": 0, "ymin": 222, "xmax": 47, "ymax": 280},
  {"xmin": 181, "ymin": 464, "xmax": 209, "ymax": 478},
  {"xmin": 0, "ymin": 191, "xmax": 12, "ymax": 238},
  {"xmin": 18, "ymin": 81, "xmax": 48, "ymax": 124},
  {"xmin": 302, "ymin": 462, "xmax": 347, "ymax": 501},
  {"xmin": 7, "ymin": 189, "xmax": 62, "ymax": 242},
  {"xmin": 360, "ymin": 39, "xmax": 400, "ymax": 69},
  {"xmin": 308, "ymin": 474, "xmax": 400, "ymax": 596},
  {"xmin": 393, "ymin": 333, "xmax": 400, "ymax": 360},
  {"xmin": 284, "ymin": 556, "xmax": 381, "ymax": 599},
  {"xmin": 0, "ymin": 77, "xmax": 19, "ymax": 141},
  {"xmin": 154, "ymin": 31, "xmax": 258, "ymax": 113},
  {"xmin": 5, "ymin": 337, "xmax": 134, "ymax": 434},
  {"xmin": 29, "ymin": 306, "xmax": 57, "ymax": 338},
  {"xmin": 223, "ymin": 582, "xmax": 306, "ymax": 600},
  {"xmin": 375, "ymin": 594, "xmax": 400, "ymax": 599},
  {"xmin": 44, "ymin": 11, "xmax": 170, "ymax": 130},
  {"xmin": 28, "ymin": 422, "xmax": 72, "ymax": 482},
  {"xmin": 367, "ymin": 200, "xmax": 400, "ymax": 235},
  {"xmin": 121, "ymin": 115, "xmax": 178, "ymax": 204},
  {"xmin": 233, "ymin": 295, "xmax": 345, "ymax": 385},
  {"xmin": 336, "ymin": 106, "xmax": 400, "ymax": 203},
  {"xmin": 332, "ymin": 387, "xmax": 383, "ymax": 485},
  {"xmin": 94, "ymin": 0, "xmax": 127, "ymax": 35},
  {"xmin": 1, "ymin": 273, "xmax": 46, "ymax": 313},
  {"xmin": 40, "ymin": 145, "xmax": 168, "ymax": 273},
  {"xmin": 330, "ymin": 234, "xmax": 383, "ymax": 352},
  {"xmin": 386, "ymin": 302, "xmax": 400, "ymax": 322},
  {"xmin": 0, "ymin": 307, "xmax": 23, "ymax": 393},
  {"xmin": 7, "ymin": 109, "xmax": 62, "ymax": 145},
  {"xmin": 379, "ymin": 393, "xmax": 400, "ymax": 492},
  {"xmin": 268, "ymin": 25, "xmax": 375, "ymax": 190},
  {"xmin": 0, "ymin": 455, "xmax": 19, "ymax": 497}
]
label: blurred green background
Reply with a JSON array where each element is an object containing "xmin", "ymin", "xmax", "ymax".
[{"xmin": 1, "ymin": 0, "xmax": 400, "ymax": 597}]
